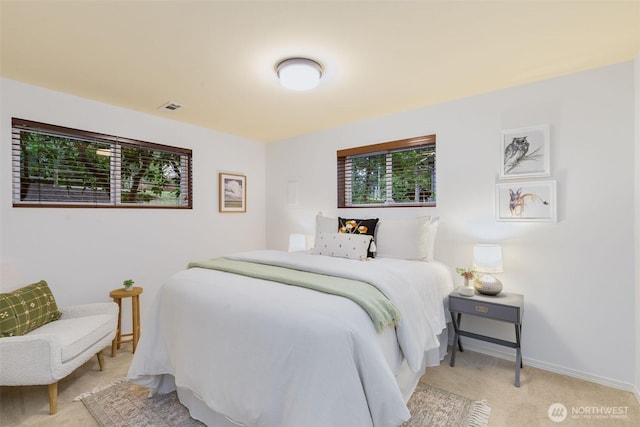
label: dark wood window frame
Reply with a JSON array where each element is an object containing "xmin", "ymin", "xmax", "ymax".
[
  {"xmin": 337, "ymin": 135, "xmax": 436, "ymax": 208},
  {"xmin": 11, "ymin": 118, "xmax": 193, "ymax": 209}
]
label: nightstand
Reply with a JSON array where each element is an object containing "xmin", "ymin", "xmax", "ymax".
[{"xmin": 449, "ymin": 291, "xmax": 524, "ymax": 387}]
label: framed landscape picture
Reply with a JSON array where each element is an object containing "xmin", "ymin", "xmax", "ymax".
[
  {"xmin": 219, "ymin": 173, "xmax": 246, "ymax": 212},
  {"xmin": 500, "ymin": 124, "xmax": 550, "ymax": 179},
  {"xmin": 496, "ymin": 180, "xmax": 557, "ymax": 222}
]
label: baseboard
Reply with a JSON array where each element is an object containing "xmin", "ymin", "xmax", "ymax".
[{"xmin": 457, "ymin": 340, "xmax": 639, "ymax": 401}]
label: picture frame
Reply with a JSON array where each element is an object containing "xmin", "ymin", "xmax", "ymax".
[
  {"xmin": 496, "ymin": 180, "xmax": 557, "ymax": 222},
  {"xmin": 219, "ymin": 173, "xmax": 246, "ymax": 213},
  {"xmin": 500, "ymin": 124, "xmax": 550, "ymax": 179}
]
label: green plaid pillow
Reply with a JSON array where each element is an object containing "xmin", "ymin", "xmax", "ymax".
[{"xmin": 0, "ymin": 280, "xmax": 62, "ymax": 337}]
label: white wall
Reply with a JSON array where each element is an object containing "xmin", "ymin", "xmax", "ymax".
[
  {"xmin": 1, "ymin": 61, "xmax": 636, "ymax": 394},
  {"xmin": 634, "ymin": 52, "xmax": 640, "ymax": 400},
  {"xmin": 0, "ymin": 79, "xmax": 266, "ymax": 330},
  {"xmin": 266, "ymin": 62, "xmax": 637, "ymax": 390}
]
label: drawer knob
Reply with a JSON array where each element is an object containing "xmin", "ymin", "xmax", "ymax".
[{"xmin": 475, "ymin": 305, "xmax": 489, "ymax": 314}]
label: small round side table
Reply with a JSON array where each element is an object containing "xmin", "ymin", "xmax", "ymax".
[{"xmin": 109, "ymin": 286, "xmax": 143, "ymax": 357}]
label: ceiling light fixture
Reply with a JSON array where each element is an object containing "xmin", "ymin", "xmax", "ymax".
[{"xmin": 276, "ymin": 57, "xmax": 323, "ymax": 91}]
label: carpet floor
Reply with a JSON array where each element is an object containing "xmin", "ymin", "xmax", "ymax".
[
  {"xmin": 2, "ymin": 345, "xmax": 638, "ymax": 426},
  {"xmin": 77, "ymin": 378, "xmax": 489, "ymax": 427}
]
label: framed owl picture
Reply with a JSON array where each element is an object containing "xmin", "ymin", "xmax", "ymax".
[{"xmin": 499, "ymin": 124, "xmax": 550, "ymax": 179}]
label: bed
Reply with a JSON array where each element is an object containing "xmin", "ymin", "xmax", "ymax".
[{"xmin": 127, "ymin": 216, "xmax": 454, "ymax": 427}]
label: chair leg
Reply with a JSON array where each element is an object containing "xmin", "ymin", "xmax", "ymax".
[
  {"xmin": 96, "ymin": 350, "xmax": 105, "ymax": 371},
  {"xmin": 46, "ymin": 353, "xmax": 104, "ymax": 415},
  {"xmin": 48, "ymin": 382, "xmax": 58, "ymax": 415}
]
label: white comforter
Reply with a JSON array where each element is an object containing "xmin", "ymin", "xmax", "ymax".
[{"xmin": 127, "ymin": 250, "xmax": 453, "ymax": 427}]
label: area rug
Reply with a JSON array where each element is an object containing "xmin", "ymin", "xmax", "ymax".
[
  {"xmin": 76, "ymin": 379, "xmax": 490, "ymax": 427},
  {"xmin": 401, "ymin": 382, "xmax": 490, "ymax": 427}
]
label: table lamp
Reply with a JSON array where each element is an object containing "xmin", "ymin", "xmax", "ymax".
[
  {"xmin": 288, "ymin": 234, "xmax": 306, "ymax": 252},
  {"xmin": 472, "ymin": 244, "xmax": 503, "ymax": 295}
]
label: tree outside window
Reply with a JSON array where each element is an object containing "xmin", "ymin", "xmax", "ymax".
[
  {"xmin": 338, "ymin": 135, "xmax": 436, "ymax": 208},
  {"xmin": 12, "ymin": 118, "xmax": 192, "ymax": 208}
]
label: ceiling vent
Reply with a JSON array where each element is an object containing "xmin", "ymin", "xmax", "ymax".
[{"xmin": 160, "ymin": 101, "xmax": 182, "ymax": 111}]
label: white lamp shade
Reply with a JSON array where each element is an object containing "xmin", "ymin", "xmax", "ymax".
[
  {"xmin": 472, "ymin": 244, "xmax": 503, "ymax": 274},
  {"xmin": 277, "ymin": 58, "xmax": 322, "ymax": 91},
  {"xmin": 288, "ymin": 234, "xmax": 306, "ymax": 252}
]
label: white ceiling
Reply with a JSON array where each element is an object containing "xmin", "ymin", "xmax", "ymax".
[{"xmin": 1, "ymin": 1, "xmax": 639, "ymax": 143}]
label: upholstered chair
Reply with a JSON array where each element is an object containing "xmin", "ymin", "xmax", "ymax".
[{"xmin": 0, "ymin": 264, "xmax": 118, "ymax": 414}]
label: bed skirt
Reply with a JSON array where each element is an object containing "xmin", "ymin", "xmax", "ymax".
[{"xmin": 176, "ymin": 328, "xmax": 449, "ymax": 427}]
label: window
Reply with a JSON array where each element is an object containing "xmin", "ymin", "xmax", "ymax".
[
  {"xmin": 11, "ymin": 118, "xmax": 192, "ymax": 208},
  {"xmin": 337, "ymin": 135, "xmax": 436, "ymax": 208}
]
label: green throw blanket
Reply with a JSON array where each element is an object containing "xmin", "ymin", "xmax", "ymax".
[{"xmin": 187, "ymin": 258, "xmax": 401, "ymax": 333}]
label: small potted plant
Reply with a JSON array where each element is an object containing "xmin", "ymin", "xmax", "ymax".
[
  {"xmin": 123, "ymin": 279, "xmax": 135, "ymax": 292},
  {"xmin": 455, "ymin": 267, "xmax": 476, "ymax": 296}
]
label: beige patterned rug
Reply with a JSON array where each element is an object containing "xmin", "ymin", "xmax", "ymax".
[{"xmin": 76, "ymin": 379, "xmax": 490, "ymax": 427}]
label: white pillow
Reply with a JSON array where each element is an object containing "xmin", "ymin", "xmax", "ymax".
[
  {"xmin": 316, "ymin": 213, "xmax": 337, "ymax": 233},
  {"xmin": 375, "ymin": 216, "xmax": 439, "ymax": 261},
  {"xmin": 311, "ymin": 232, "xmax": 372, "ymax": 261},
  {"xmin": 315, "ymin": 213, "xmax": 338, "ymax": 244}
]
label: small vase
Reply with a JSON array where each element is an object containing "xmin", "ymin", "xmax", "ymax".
[
  {"xmin": 458, "ymin": 278, "xmax": 475, "ymax": 296},
  {"xmin": 124, "ymin": 286, "xmax": 133, "ymax": 292}
]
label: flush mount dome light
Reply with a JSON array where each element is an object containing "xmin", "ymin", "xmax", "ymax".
[{"xmin": 276, "ymin": 57, "xmax": 323, "ymax": 91}]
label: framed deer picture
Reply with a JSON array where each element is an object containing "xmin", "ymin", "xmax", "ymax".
[
  {"xmin": 496, "ymin": 180, "xmax": 557, "ymax": 222},
  {"xmin": 500, "ymin": 124, "xmax": 550, "ymax": 179}
]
